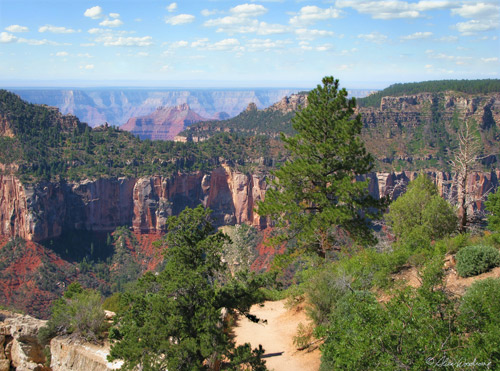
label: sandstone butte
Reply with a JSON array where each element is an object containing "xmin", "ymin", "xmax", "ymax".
[{"xmin": 121, "ymin": 103, "xmax": 212, "ymax": 141}]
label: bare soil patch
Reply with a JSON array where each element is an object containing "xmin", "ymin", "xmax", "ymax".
[{"xmin": 233, "ymin": 300, "xmax": 320, "ymax": 371}]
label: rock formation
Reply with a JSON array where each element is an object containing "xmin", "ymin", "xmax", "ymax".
[
  {"xmin": 0, "ymin": 311, "xmax": 48, "ymax": 370},
  {"xmin": 50, "ymin": 337, "xmax": 121, "ymax": 371},
  {"xmin": 0, "ymin": 167, "xmax": 269, "ymax": 241},
  {"xmin": 0, "ymin": 311, "xmax": 121, "ymax": 371},
  {"xmin": 0, "ymin": 168, "xmax": 498, "ymax": 243},
  {"xmin": 359, "ymin": 92, "xmax": 500, "ymax": 130},
  {"xmin": 121, "ymin": 104, "xmax": 210, "ymax": 140}
]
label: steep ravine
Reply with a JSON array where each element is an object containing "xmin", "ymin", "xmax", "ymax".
[{"xmin": 1, "ymin": 167, "xmax": 498, "ymax": 243}]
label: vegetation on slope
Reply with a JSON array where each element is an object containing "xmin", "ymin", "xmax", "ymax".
[
  {"xmin": 0, "ymin": 90, "xmax": 284, "ymax": 183},
  {"xmin": 358, "ymin": 79, "xmax": 500, "ymax": 107},
  {"xmin": 182, "ymin": 105, "xmax": 297, "ymax": 138}
]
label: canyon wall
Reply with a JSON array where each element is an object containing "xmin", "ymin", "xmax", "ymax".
[
  {"xmin": 0, "ymin": 168, "xmax": 498, "ymax": 242},
  {"xmin": 0, "ymin": 166, "xmax": 268, "ymax": 241}
]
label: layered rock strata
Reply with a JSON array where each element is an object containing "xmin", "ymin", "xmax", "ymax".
[{"xmin": 0, "ymin": 169, "xmax": 498, "ymax": 242}]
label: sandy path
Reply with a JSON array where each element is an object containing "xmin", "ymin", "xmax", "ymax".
[{"xmin": 233, "ymin": 300, "xmax": 321, "ymax": 371}]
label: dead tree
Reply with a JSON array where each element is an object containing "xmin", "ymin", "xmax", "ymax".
[{"xmin": 449, "ymin": 121, "xmax": 485, "ymax": 233}]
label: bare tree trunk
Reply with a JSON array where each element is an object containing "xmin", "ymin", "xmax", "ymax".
[{"xmin": 450, "ymin": 121, "xmax": 482, "ymax": 233}]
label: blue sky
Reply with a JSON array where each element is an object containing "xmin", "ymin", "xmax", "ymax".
[{"xmin": 0, "ymin": 0, "xmax": 499, "ymax": 89}]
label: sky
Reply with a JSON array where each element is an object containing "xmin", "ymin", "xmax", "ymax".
[{"xmin": 0, "ymin": 0, "xmax": 499, "ymax": 89}]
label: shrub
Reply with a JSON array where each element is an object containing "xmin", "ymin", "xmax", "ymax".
[
  {"xmin": 318, "ymin": 258, "xmax": 461, "ymax": 370},
  {"xmin": 386, "ymin": 174, "xmax": 457, "ymax": 246},
  {"xmin": 485, "ymin": 188, "xmax": 500, "ymax": 233},
  {"xmin": 458, "ymin": 278, "xmax": 500, "ymax": 366},
  {"xmin": 38, "ymin": 283, "xmax": 108, "ymax": 344},
  {"xmin": 455, "ymin": 245, "xmax": 500, "ymax": 277}
]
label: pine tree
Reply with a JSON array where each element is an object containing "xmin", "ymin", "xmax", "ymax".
[
  {"xmin": 257, "ymin": 76, "xmax": 386, "ymax": 257},
  {"xmin": 108, "ymin": 206, "xmax": 268, "ymax": 370}
]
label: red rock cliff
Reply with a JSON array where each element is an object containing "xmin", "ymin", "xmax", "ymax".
[{"xmin": 0, "ymin": 169, "xmax": 498, "ymax": 242}]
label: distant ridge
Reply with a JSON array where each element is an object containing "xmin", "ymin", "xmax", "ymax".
[
  {"xmin": 10, "ymin": 88, "xmax": 300, "ymax": 127},
  {"xmin": 358, "ymin": 79, "xmax": 500, "ymax": 108},
  {"xmin": 121, "ymin": 103, "xmax": 210, "ymax": 140}
]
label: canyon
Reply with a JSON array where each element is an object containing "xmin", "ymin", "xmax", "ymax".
[
  {"xmin": 1, "ymin": 168, "xmax": 497, "ymax": 243},
  {"xmin": 10, "ymin": 89, "xmax": 301, "ymax": 127}
]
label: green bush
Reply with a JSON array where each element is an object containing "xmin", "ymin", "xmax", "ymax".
[
  {"xmin": 458, "ymin": 278, "xmax": 500, "ymax": 366},
  {"xmin": 317, "ymin": 258, "xmax": 461, "ymax": 370},
  {"xmin": 455, "ymin": 245, "xmax": 500, "ymax": 277},
  {"xmin": 38, "ymin": 283, "xmax": 108, "ymax": 344},
  {"xmin": 386, "ymin": 174, "xmax": 457, "ymax": 246}
]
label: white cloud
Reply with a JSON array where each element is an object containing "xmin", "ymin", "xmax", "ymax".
[
  {"xmin": 357, "ymin": 31, "xmax": 388, "ymax": 43},
  {"xmin": 95, "ymin": 34, "xmax": 153, "ymax": 47},
  {"xmin": 401, "ymin": 31, "xmax": 433, "ymax": 40},
  {"xmin": 295, "ymin": 28, "xmax": 335, "ymax": 40},
  {"xmin": 481, "ymin": 57, "xmax": 499, "ymax": 63},
  {"xmin": 451, "ymin": 2, "xmax": 499, "ymax": 20},
  {"xmin": 165, "ymin": 14, "xmax": 195, "ymax": 25},
  {"xmin": 171, "ymin": 40, "xmax": 189, "ymax": 47},
  {"xmin": 339, "ymin": 48, "xmax": 358, "ymax": 55},
  {"xmin": 80, "ymin": 43, "xmax": 96, "ymax": 47},
  {"xmin": 245, "ymin": 38, "xmax": 289, "ymax": 51},
  {"xmin": 300, "ymin": 41, "xmax": 313, "ymax": 51},
  {"xmin": 88, "ymin": 28, "xmax": 106, "ymax": 34},
  {"xmin": 204, "ymin": 16, "xmax": 287, "ymax": 35},
  {"xmin": 84, "ymin": 6, "xmax": 104, "ymax": 19},
  {"xmin": 109, "ymin": 13, "xmax": 120, "ymax": 19},
  {"xmin": 336, "ymin": 0, "xmax": 456, "ymax": 20},
  {"xmin": 5, "ymin": 25, "xmax": 28, "ymax": 33},
  {"xmin": 230, "ymin": 4, "xmax": 267, "ymax": 17},
  {"xmin": 455, "ymin": 19, "xmax": 499, "ymax": 35},
  {"xmin": 316, "ymin": 43, "xmax": 333, "ymax": 51},
  {"xmin": 255, "ymin": 22, "xmax": 288, "ymax": 35},
  {"xmin": 338, "ymin": 64, "xmax": 352, "ymax": 70},
  {"xmin": 290, "ymin": 6, "xmax": 342, "ymax": 26},
  {"xmin": 167, "ymin": 3, "xmax": 178, "ymax": 12},
  {"xmin": 427, "ymin": 51, "xmax": 473, "ymax": 65},
  {"xmin": 77, "ymin": 53, "xmax": 93, "ymax": 58},
  {"xmin": 191, "ymin": 38, "xmax": 243, "ymax": 52},
  {"xmin": 0, "ymin": 32, "xmax": 17, "ymax": 43},
  {"xmin": 436, "ymin": 35, "xmax": 458, "ymax": 42},
  {"xmin": 160, "ymin": 65, "xmax": 171, "ymax": 71},
  {"xmin": 56, "ymin": 51, "xmax": 69, "ymax": 57},
  {"xmin": 80, "ymin": 64, "xmax": 95, "ymax": 70},
  {"xmin": 414, "ymin": 1, "xmax": 458, "ymax": 11},
  {"xmin": 99, "ymin": 19, "xmax": 124, "ymax": 27},
  {"xmin": 201, "ymin": 9, "xmax": 218, "ymax": 17},
  {"xmin": 39, "ymin": 25, "xmax": 77, "ymax": 34},
  {"xmin": 17, "ymin": 37, "xmax": 69, "ymax": 46},
  {"xmin": 204, "ymin": 3, "xmax": 287, "ymax": 35}
]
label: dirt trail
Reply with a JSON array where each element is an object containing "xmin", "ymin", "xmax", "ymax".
[{"xmin": 233, "ymin": 300, "xmax": 321, "ymax": 371}]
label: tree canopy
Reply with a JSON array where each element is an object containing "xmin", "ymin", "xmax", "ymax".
[
  {"xmin": 108, "ymin": 205, "xmax": 268, "ymax": 370},
  {"xmin": 485, "ymin": 187, "xmax": 500, "ymax": 234},
  {"xmin": 385, "ymin": 174, "xmax": 457, "ymax": 246},
  {"xmin": 257, "ymin": 76, "xmax": 386, "ymax": 256}
]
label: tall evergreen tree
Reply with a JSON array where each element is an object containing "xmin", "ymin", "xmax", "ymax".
[
  {"xmin": 108, "ymin": 205, "xmax": 268, "ymax": 370},
  {"xmin": 257, "ymin": 76, "xmax": 386, "ymax": 257}
]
